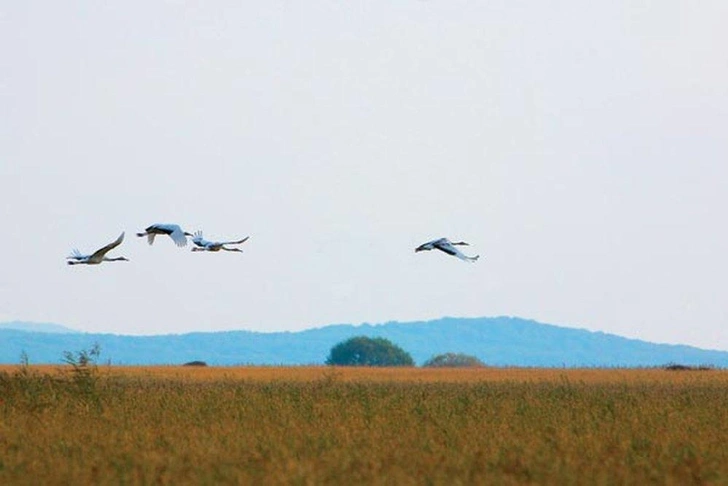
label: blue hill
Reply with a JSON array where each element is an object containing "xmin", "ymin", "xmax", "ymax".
[
  {"xmin": 1, "ymin": 317, "xmax": 726, "ymax": 367},
  {"xmin": 0, "ymin": 321, "xmax": 79, "ymax": 334}
]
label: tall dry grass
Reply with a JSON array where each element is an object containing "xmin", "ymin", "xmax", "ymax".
[{"xmin": 2, "ymin": 366, "xmax": 728, "ymax": 484}]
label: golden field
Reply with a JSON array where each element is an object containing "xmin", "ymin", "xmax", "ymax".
[{"xmin": 2, "ymin": 365, "xmax": 728, "ymax": 485}]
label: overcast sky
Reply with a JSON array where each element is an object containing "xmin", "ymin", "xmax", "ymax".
[{"xmin": 2, "ymin": 2, "xmax": 727, "ymax": 350}]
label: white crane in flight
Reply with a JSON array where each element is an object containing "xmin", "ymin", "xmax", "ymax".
[
  {"xmin": 415, "ymin": 237, "xmax": 480, "ymax": 262},
  {"xmin": 67, "ymin": 232, "xmax": 129, "ymax": 265},
  {"xmin": 137, "ymin": 223, "xmax": 193, "ymax": 247},
  {"xmin": 191, "ymin": 231, "xmax": 249, "ymax": 253}
]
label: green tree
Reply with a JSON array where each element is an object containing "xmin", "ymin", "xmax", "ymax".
[
  {"xmin": 325, "ymin": 336, "xmax": 414, "ymax": 366},
  {"xmin": 423, "ymin": 352, "xmax": 485, "ymax": 368}
]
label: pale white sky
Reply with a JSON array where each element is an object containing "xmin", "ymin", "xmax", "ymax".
[{"xmin": 1, "ymin": 2, "xmax": 727, "ymax": 350}]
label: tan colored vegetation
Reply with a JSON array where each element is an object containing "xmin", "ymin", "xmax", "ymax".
[
  {"xmin": 5, "ymin": 365, "xmax": 728, "ymax": 384},
  {"xmin": 2, "ymin": 365, "xmax": 728, "ymax": 484}
]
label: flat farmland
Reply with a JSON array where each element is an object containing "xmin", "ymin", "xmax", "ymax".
[{"xmin": 2, "ymin": 366, "xmax": 728, "ymax": 484}]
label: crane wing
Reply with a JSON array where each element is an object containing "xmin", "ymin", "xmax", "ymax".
[
  {"xmin": 221, "ymin": 236, "xmax": 249, "ymax": 246},
  {"xmin": 434, "ymin": 240, "xmax": 479, "ymax": 262},
  {"xmin": 191, "ymin": 231, "xmax": 218, "ymax": 248},
  {"xmin": 90, "ymin": 232, "xmax": 125, "ymax": 259},
  {"xmin": 67, "ymin": 248, "xmax": 86, "ymax": 260},
  {"xmin": 169, "ymin": 227, "xmax": 188, "ymax": 247},
  {"xmin": 191, "ymin": 231, "xmax": 206, "ymax": 247},
  {"xmin": 433, "ymin": 240, "xmax": 458, "ymax": 256}
]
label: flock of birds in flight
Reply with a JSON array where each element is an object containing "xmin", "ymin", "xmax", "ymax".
[{"xmin": 67, "ymin": 223, "xmax": 480, "ymax": 265}]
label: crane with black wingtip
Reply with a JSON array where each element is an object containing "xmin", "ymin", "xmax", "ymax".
[{"xmin": 415, "ymin": 237, "xmax": 480, "ymax": 262}]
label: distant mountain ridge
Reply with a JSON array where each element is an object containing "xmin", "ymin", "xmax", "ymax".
[
  {"xmin": 0, "ymin": 321, "xmax": 79, "ymax": 334},
  {"xmin": 1, "ymin": 317, "xmax": 727, "ymax": 367}
]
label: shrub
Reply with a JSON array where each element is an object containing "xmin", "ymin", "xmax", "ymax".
[
  {"xmin": 183, "ymin": 361, "xmax": 208, "ymax": 367},
  {"xmin": 423, "ymin": 352, "xmax": 485, "ymax": 368},
  {"xmin": 61, "ymin": 343, "xmax": 102, "ymax": 410},
  {"xmin": 664, "ymin": 363, "xmax": 713, "ymax": 371}
]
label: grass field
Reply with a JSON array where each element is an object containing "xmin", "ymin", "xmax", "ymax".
[{"xmin": 2, "ymin": 365, "xmax": 728, "ymax": 484}]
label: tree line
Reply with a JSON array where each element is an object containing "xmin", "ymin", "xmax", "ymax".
[{"xmin": 325, "ymin": 336, "xmax": 485, "ymax": 367}]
